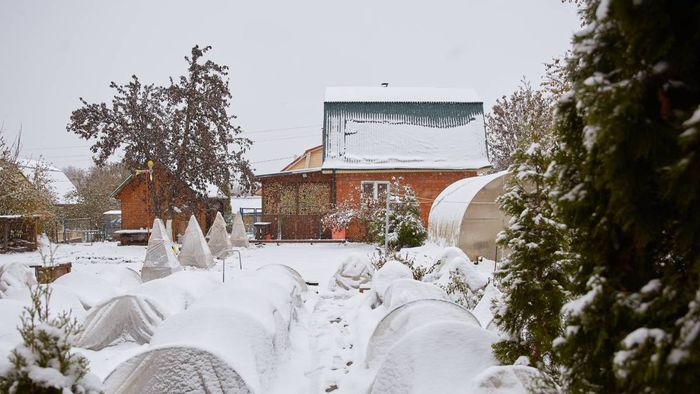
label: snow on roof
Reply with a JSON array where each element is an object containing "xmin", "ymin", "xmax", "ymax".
[
  {"xmin": 231, "ymin": 196, "xmax": 261, "ymax": 213},
  {"xmin": 325, "ymin": 87, "xmax": 481, "ymax": 103},
  {"xmin": 17, "ymin": 159, "xmax": 78, "ymax": 205},
  {"xmin": 322, "ymin": 117, "xmax": 490, "ymax": 170},
  {"xmin": 103, "ymin": 210, "xmax": 122, "ymax": 215}
]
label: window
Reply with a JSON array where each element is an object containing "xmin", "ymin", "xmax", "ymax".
[{"xmin": 361, "ymin": 181, "xmax": 389, "ymax": 200}]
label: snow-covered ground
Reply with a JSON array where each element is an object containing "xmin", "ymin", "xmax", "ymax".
[{"xmin": 0, "ymin": 241, "xmax": 537, "ymax": 393}]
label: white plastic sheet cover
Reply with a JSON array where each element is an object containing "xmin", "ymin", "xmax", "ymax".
[
  {"xmin": 230, "ymin": 212, "xmax": 250, "ymax": 248},
  {"xmin": 365, "ymin": 299, "xmax": 480, "ymax": 369},
  {"xmin": 207, "ymin": 211, "xmax": 233, "ymax": 258},
  {"xmin": 370, "ymin": 321, "xmax": 499, "ymax": 394},
  {"xmin": 179, "ymin": 215, "xmax": 214, "ymax": 269},
  {"xmin": 382, "ymin": 278, "xmax": 449, "ymax": 311},
  {"xmin": 328, "ymin": 253, "xmax": 373, "ymax": 291},
  {"xmin": 141, "ymin": 218, "xmax": 181, "ymax": 282},
  {"xmin": 104, "ymin": 306, "xmax": 277, "ymax": 393},
  {"xmin": 78, "ymin": 294, "xmax": 167, "ymax": 350},
  {"xmin": 0, "ymin": 262, "xmax": 37, "ymax": 298}
]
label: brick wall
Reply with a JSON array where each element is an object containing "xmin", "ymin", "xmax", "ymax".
[
  {"xmin": 116, "ymin": 170, "xmax": 210, "ymax": 239},
  {"xmin": 334, "ymin": 170, "xmax": 477, "ymax": 240}
]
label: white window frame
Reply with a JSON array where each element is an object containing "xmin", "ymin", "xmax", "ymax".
[{"xmin": 360, "ymin": 181, "xmax": 390, "ymax": 200}]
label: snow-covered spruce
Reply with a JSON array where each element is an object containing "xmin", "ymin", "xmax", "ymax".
[
  {"xmin": 0, "ymin": 284, "xmax": 101, "ymax": 393},
  {"xmin": 492, "ymin": 140, "xmax": 569, "ymax": 378}
]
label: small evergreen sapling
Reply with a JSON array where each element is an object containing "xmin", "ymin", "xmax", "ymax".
[
  {"xmin": 0, "ymin": 284, "xmax": 102, "ymax": 393},
  {"xmin": 368, "ymin": 178, "xmax": 427, "ymax": 250},
  {"xmin": 492, "ymin": 141, "xmax": 569, "ymax": 375}
]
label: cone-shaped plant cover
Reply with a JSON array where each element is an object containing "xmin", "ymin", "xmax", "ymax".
[
  {"xmin": 142, "ymin": 218, "xmax": 182, "ymax": 282},
  {"xmin": 230, "ymin": 212, "xmax": 250, "ymax": 248},
  {"xmin": 207, "ymin": 212, "xmax": 233, "ymax": 258},
  {"xmin": 179, "ymin": 215, "xmax": 214, "ymax": 268}
]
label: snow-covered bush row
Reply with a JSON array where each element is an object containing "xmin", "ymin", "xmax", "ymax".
[{"xmin": 104, "ymin": 266, "xmax": 307, "ymax": 393}]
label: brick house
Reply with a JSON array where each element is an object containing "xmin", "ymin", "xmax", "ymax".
[
  {"xmin": 257, "ymin": 86, "xmax": 491, "ymax": 240},
  {"xmin": 112, "ymin": 165, "xmax": 228, "ymax": 244}
]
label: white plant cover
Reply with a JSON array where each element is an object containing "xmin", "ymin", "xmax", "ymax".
[
  {"xmin": 53, "ymin": 272, "xmax": 119, "ymax": 309},
  {"xmin": 207, "ymin": 211, "xmax": 233, "ymax": 258},
  {"xmin": 105, "ymin": 306, "xmax": 280, "ymax": 393},
  {"xmin": 372, "ymin": 260, "xmax": 413, "ymax": 301},
  {"xmin": 179, "ymin": 215, "xmax": 214, "ymax": 269},
  {"xmin": 78, "ymin": 294, "xmax": 167, "ymax": 350},
  {"xmin": 141, "ymin": 218, "xmax": 181, "ymax": 282},
  {"xmin": 382, "ymin": 278, "xmax": 450, "ymax": 311},
  {"xmin": 104, "ymin": 345, "xmax": 253, "ymax": 394},
  {"xmin": 0, "ymin": 262, "xmax": 37, "ymax": 298},
  {"xmin": 227, "ymin": 274, "xmax": 297, "ymax": 326},
  {"xmin": 472, "ymin": 283, "xmax": 503, "ymax": 328},
  {"xmin": 370, "ymin": 321, "xmax": 499, "ymax": 394},
  {"xmin": 365, "ymin": 299, "xmax": 480, "ymax": 368},
  {"xmin": 74, "ymin": 264, "xmax": 142, "ymax": 291},
  {"xmin": 230, "ymin": 212, "xmax": 250, "ymax": 248},
  {"xmin": 469, "ymin": 365, "xmax": 557, "ymax": 394},
  {"xmin": 327, "ymin": 253, "xmax": 373, "ymax": 291}
]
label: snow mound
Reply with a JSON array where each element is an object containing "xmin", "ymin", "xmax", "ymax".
[
  {"xmin": 0, "ymin": 262, "xmax": 37, "ymax": 298},
  {"xmin": 469, "ymin": 365, "xmax": 557, "ymax": 394},
  {"xmin": 78, "ymin": 295, "xmax": 167, "ymax": 350},
  {"xmin": 179, "ymin": 215, "xmax": 214, "ymax": 269},
  {"xmin": 129, "ymin": 271, "xmax": 220, "ymax": 314},
  {"xmin": 382, "ymin": 278, "xmax": 449, "ymax": 311},
  {"xmin": 328, "ymin": 253, "xmax": 373, "ymax": 291},
  {"xmin": 53, "ymin": 272, "xmax": 120, "ymax": 309},
  {"xmin": 230, "ymin": 212, "xmax": 250, "ymax": 248},
  {"xmin": 142, "ymin": 218, "xmax": 181, "ymax": 281},
  {"xmin": 370, "ymin": 321, "xmax": 499, "ymax": 394},
  {"xmin": 373, "ymin": 260, "xmax": 413, "ymax": 301},
  {"xmin": 227, "ymin": 274, "xmax": 297, "ymax": 326},
  {"xmin": 0, "ymin": 299, "xmax": 26, "ymax": 371},
  {"xmin": 366, "ymin": 299, "xmax": 480, "ymax": 369},
  {"xmin": 256, "ymin": 264, "xmax": 308, "ymax": 294},
  {"xmin": 426, "ymin": 248, "xmax": 489, "ymax": 291},
  {"xmin": 207, "ymin": 212, "xmax": 233, "ymax": 258},
  {"xmin": 5, "ymin": 284, "xmax": 87, "ymax": 322},
  {"xmin": 472, "ymin": 283, "xmax": 502, "ymax": 327},
  {"xmin": 74, "ymin": 264, "xmax": 142, "ymax": 291},
  {"xmin": 104, "ymin": 345, "xmax": 253, "ymax": 394}
]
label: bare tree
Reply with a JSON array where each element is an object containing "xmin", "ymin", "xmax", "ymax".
[
  {"xmin": 485, "ymin": 79, "xmax": 554, "ymax": 171},
  {"xmin": 67, "ymin": 45, "xmax": 252, "ymax": 220}
]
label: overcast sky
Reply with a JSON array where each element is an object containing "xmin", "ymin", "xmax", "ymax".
[{"xmin": 0, "ymin": 0, "xmax": 579, "ymax": 175}]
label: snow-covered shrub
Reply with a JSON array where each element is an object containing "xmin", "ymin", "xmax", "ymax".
[
  {"xmin": 368, "ymin": 178, "xmax": 426, "ymax": 250},
  {"xmin": 0, "ymin": 284, "xmax": 101, "ymax": 393}
]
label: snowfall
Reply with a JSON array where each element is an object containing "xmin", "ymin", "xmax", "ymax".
[{"xmin": 0, "ymin": 239, "xmax": 547, "ymax": 393}]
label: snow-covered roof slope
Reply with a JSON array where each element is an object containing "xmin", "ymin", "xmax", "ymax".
[
  {"xmin": 325, "ymin": 87, "xmax": 481, "ymax": 103},
  {"xmin": 322, "ymin": 100, "xmax": 490, "ymax": 170},
  {"xmin": 18, "ymin": 159, "xmax": 78, "ymax": 205}
]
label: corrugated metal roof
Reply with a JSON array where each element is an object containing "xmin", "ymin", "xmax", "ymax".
[{"xmin": 325, "ymin": 87, "xmax": 481, "ymax": 103}]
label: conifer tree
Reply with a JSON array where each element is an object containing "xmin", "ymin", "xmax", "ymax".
[
  {"xmin": 550, "ymin": 1, "xmax": 700, "ymax": 392},
  {"xmin": 0, "ymin": 284, "xmax": 101, "ymax": 393},
  {"xmin": 492, "ymin": 135, "xmax": 569, "ymax": 376}
]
